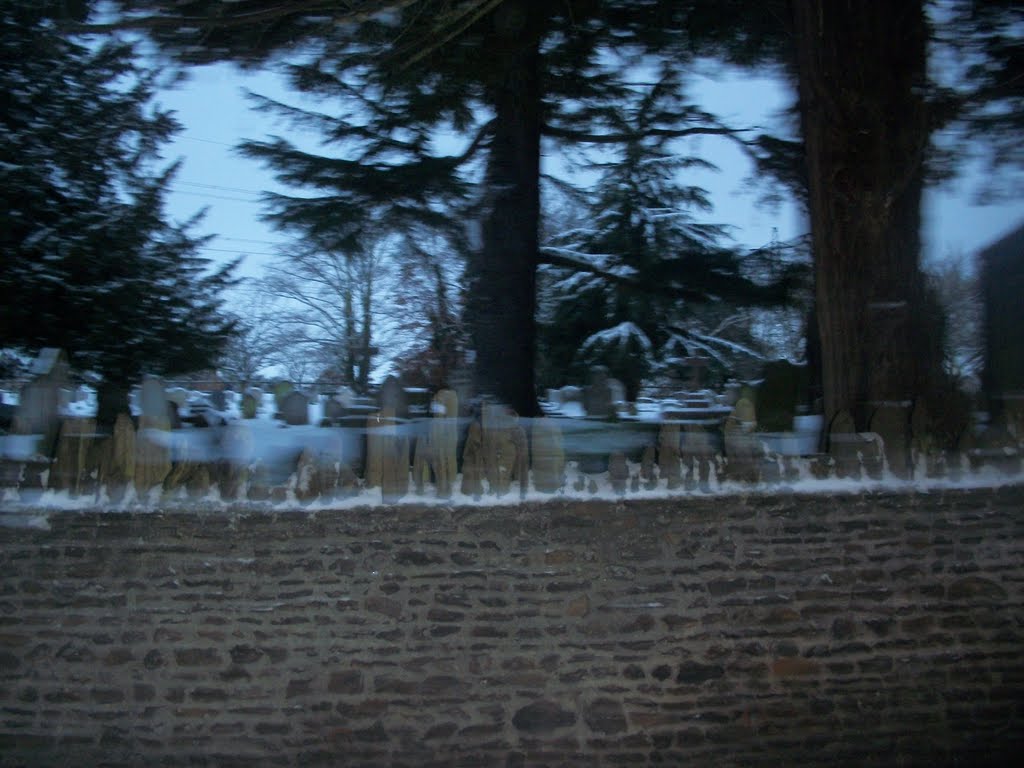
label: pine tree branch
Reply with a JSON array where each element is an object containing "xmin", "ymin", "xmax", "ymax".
[
  {"xmin": 541, "ymin": 123, "xmax": 752, "ymax": 144},
  {"xmin": 67, "ymin": 0, "xmax": 421, "ymax": 34}
]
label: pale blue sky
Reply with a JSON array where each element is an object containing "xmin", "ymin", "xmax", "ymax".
[{"xmin": 156, "ymin": 61, "xmax": 1024, "ymax": 286}]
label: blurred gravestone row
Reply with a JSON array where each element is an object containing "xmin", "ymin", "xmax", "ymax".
[{"xmin": 0, "ymin": 347, "xmax": 1021, "ymax": 505}]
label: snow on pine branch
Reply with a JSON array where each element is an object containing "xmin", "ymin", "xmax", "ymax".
[{"xmin": 580, "ymin": 322, "xmax": 653, "ymax": 353}]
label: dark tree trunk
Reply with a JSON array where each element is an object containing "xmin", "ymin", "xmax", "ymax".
[
  {"xmin": 792, "ymin": 0, "xmax": 939, "ymax": 447},
  {"xmin": 96, "ymin": 382, "xmax": 130, "ymax": 431},
  {"xmin": 466, "ymin": 1, "xmax": 543, "ymax": 417}
]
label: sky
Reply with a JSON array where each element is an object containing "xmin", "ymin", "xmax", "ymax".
[{"xmin": 156, "ymin": 60, "xmax": 1024, "ymax": 290}]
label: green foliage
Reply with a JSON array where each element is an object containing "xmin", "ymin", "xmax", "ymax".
[
  {"xmin": 538, "ymin": 70, "xmax": 806, "ymax": 398},
  {"xmin": 0, "ymin": 1, "xmax": 236, "ymax": 390}
]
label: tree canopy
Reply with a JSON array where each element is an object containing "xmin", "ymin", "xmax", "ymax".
[{"xmin": 0, "ymin": 1, "xmax": 236, "ymax": 422}]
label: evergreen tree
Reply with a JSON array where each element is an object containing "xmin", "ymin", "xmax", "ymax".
[
  {"xmin": 538, "ymin": 72, "xmax": 805, "ymax": 399},
  {"xmin": 93, "ymin": 1, "xmax": 779, "ymax": 416},
  {"xmin": 0, "ymin": 1, "xmax": 237, "ymax": 425}
]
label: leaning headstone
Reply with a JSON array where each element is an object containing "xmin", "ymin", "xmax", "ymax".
[
  {"xmin": 135, "ymin": 376, "xmax": 172, "ymax": 494},
  {"xmin": 280, "ymin": 390, "xmax": 310, "ymax": 426},
  {"xmin": 583, "ymin": 367, "xmax": 615, "ymax": 420},
  {"xmin": 12, "ymin": 347, "xmax": 69, "ymax": 458},
  {"xmin": 531, "ymin": 417, "xmax": 565, "ymax": 493}
]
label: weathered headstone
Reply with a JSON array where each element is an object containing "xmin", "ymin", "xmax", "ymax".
[
  {"xmin": 280, "ymin": 390, "xmax": 310, "ymax": 426},
  {"xmin": 723, "ymin": 397, "xmax": 763, "ymax": 483},
  {"xmin": 135, "ymin": 376, "xmax": 172, "ymax": 494},
  {"xmin": 365, "ymin": 408, "xmax": 410, "ymax": 502},
  {"xmin": 378, "ymin": 375, "xmax": 408, "ymax": 419},
  {"xmin": 657, "ymin": 422, "xmax": 682, "ymax": 489},
  {"xmin": 219, "ymin": 421, "xmax": 254, "ymax": 500},
  {"xmin": 608, "ymin": 452, "xmax": 629, "ymax": 495},
  {"xmin": 272, "ymin": 380, "xmax": 294, "ymax": 413},
  {"xmin": 754, "ymin": 360, "xmax": 810, "ymax": 432},
  {"xmin": 531, "ymin": 417, "xmax": 565, "ymax": 493},
  {"xmin": 583, "ymin": 366, "xmax": 615, "ymax": 420},
  {"xmin": 12, "ymin": 347, "xmax": 69, "ymax": 458},
  {"xmin": 482, "ymin": 403, "xmax": 528, "ymax": 498},
  {"xmin": 323, "ymin": 396, "xmax": 346, "ymax": 425}
]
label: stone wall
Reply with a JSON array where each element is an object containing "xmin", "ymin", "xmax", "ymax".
[{"xmin": 2, "ymin": 487, "xmax": 1023, "ymax": 767}]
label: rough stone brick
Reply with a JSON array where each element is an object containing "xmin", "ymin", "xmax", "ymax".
[{"xmin": 512, "ymin": 700, "xmax": 577, "ymax": 733}]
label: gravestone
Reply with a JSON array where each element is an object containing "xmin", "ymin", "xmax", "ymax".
[
  {"xmin": 323, "ymin": 396, "xmax": 346, "ymax": 425},
  {"xmin": 135, "ymin": 376, "xmax": 172, "ymax": 494},
  {"xmin": 657, "ymin": 422, "xmax": 682, "ymax": 489},
  {"xmin": 272, "ymin": 380, "xmax": 294, "ymax": 412},
  {"xmin": 583, "ymin": 366, "xmax": 615, "ymax": 419},
  {"xmin": 682, "ymin": 356, "xmax": 710, "ymax": 390},
  {"xmin": 280, "ymin": 390, "xmax": 310, "ymax": 426},
  {"xmin": 531, "ymin": 417, "xmax": 565, "ymax": 493},
  {"xmin": 826, "ymin": 410, "xmax": 885, "ymax": 479},
  {"xmin": 482, "ymin": 403, "xmax": 528, "ymax": 498},
  {"xmin": 12, "ymin": 347, "xmax": 69, "ymax": 457},
  {"xmin": 241, "ymin": 391, "xmax": 259, "ymax": 419},
  {"xmin": 723, "ymin": 397, "xmax": 763, "ymax": 483},
  {"xmin": 208, "ymin": 390, "xmax": 227, "ymax": 410},
  {"xmin": 608, "ymin": 452, "xmax": 629, "ymax": 495},
  {"xmin": 365, "ymin": 408, "xmax": 410, "ymax": 503},
  {"xmin": 378, "ymin": 375, "xmax": 408, "ymax": 419},
  {"xmin": 755, "ymin": 360, "xmax": 810, "ymax": 432}
]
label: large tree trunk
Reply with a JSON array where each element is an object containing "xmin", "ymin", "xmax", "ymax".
[
  {"xmin": 792, "ymin": 0, "xmax": 940, "ymax": 453},
  {"xmin": 466, "ymin": 1, "xmax": 542, "ymax": 417}
]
